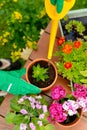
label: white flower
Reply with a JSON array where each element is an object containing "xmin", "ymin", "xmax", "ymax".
[
  {"xmin": 42, "ymin": 105, "xmax": 47, "ymax": 113},
  {"xmin": 35, "ymin": 95, "xmax": 42, "ymax": 99},
  {"xmin": 68, "ymin": 109, "xmax": 77, "ymax": 116},
  {"xmin": 20, "ymin": 123, "xmax": 27, "ymax": 130},
  {"xmin": 39, "ymin": 113, "xmax": 45, "ymax": 119},
  {"xmin": 37, "ymin": 121, "xmax": 42, "ymax": 126}
]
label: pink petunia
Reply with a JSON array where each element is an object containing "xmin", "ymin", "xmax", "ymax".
[
  {"xmin": 20, "ymin": 109, "xmax": 28, "ymax": 115},
  {"xmin": 51, "ymin": 85, "xmax": 66, "ymax": 100}
]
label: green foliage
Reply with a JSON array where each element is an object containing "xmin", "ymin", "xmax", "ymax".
[
  {"xmin": 65, "ymin": 20, "xmax": 85, "ymax": 35},
  {"xmin": 72, "ymin": 0, "xmax": 87, "ymax": 10},
  {"xmin": 32, "ymin": 64, "xmax": 49, "ymax": 81},
  {"xmin": 0, "ymin": 0, "xmax": 49, "ymax": 62},
  {"xmin": 80, "ymin": 70, "xmax": 87, "ymax": 84},
  {"xmin": 5, "ymin": 95, "xmax": 52, "ymax": 130},
  {"xmin": 45, "ymin": 124, "xmax": 55, "ymax": 130},
  {"xmin": 55, "ymin": 38, "xmax": 87, "ymax": 83}
]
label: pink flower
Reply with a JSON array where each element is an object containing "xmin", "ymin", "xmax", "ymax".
[
  {"xmin": 72, "ymin": 83, "xmax": 87, "ymax": 98},
  {"xmin": 20, "ymin": 109, "xmax": 28, "ymax": 115},
  {"xmin": 51, "ymin": 85, "xmax": 66, "ymax": 100},
  {"xmin": 35, "ymin": 101, "xmax": 41, "ymax": 109},
  {"xmin": 30, "ymin": 102, "xmax": 35, "ymax": 109},
  {"xmin": 20, "ymin": 123, "xmax": 27, "ymax": 130},
  {"xmin": 28, "ymin": 96, "xmax": 35, "ymax": 103},
  {"xmin": 49, "ymin": 102, "xmax": 67, "ymax": 122},
  {"xmin": 18, "ymin": 96, "xmax": 27, "ymax": 104},
  {"xmin": 77, "ymin": 97, "xmax": 87, "ymax": 112},
  {"xmin": 29, "ymin": 123, "xmax": 36, "ymax": 130},
  {"xmin": 55, "ymin": 112, "xmax": 67, "ymax": 123}
]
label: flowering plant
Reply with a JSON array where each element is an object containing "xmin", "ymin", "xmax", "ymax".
[
  {"xmin": 5, "ymin": 95, "xmax": 54, "ymax": 130},
  {"xmin": 0, "ymin": 0, "xmax": 49, "ymax": 62},
  {"xmin": 55, "ymin": 37, "xmax": 87, "ymax": 83},
  {"xmin": 48, "ymin": 84, "xmax": 87, "ymax": 125}
]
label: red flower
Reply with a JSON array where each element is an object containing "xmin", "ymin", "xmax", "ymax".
[
  {"xmin": 73, "ymin": 40, "xmax": 82, "ymax": 49},
  {"xmin": 64, "ymin": 62, "xmax": 72, "ymax": 69},
  {"xmin": 57, "ymin": 37, "xmax": 65, "ymax": 46},
  {"xmin": 62, "ymin": 44, "xmax": 72, "ymax": 54}
]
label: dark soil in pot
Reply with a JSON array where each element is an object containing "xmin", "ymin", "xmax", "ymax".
[{"xmin": 28, "ymin": 60, "xmax": 56, "ymax": 88}]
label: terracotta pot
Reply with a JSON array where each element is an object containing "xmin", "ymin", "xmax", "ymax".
[
  {"xmin": 56, "ymin": 108, "xmax": 82, "ymax": 128},
  {"xmin": 26, "ymin": 58, "xmax": 58, "ymax": 91}
]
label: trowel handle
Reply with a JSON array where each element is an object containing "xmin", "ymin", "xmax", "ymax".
[{"xmin": 47, "ymin": 20, "xmax": 58, "ymax": 59}]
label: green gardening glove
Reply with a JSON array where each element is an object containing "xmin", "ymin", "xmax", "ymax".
[
  {"xmin": 0, "ymin": 68, "xmax": 41, "ymax": 95},
  {"xmin": 50, "ymin": 0, "xmax": 64, "ymax": 13}
]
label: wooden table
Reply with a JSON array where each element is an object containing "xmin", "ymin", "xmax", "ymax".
[{"xmin": 0, "ymin": 21, "xmax": 87, "ymax": 130}]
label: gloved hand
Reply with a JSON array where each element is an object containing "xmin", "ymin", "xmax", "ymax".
[
  {"xmin": 0, "ymin": 68, "xmax": 41, "ymax": 95},
  {"xmin": 50, "ymin": 0, "xmax": 64, "ymax": 13}
]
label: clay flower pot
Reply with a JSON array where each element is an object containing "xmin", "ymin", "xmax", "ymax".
[
  {"xmin": 26, "ymin": 58, "xmax": 58, "ymax": 91},
  {"xmin": 56, "ymin": 108, "xmax": 82, "ymax": 128}
]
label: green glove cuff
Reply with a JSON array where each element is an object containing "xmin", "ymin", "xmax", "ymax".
[{"xmin": 7, "ymin": 68, "xmax": 26, "ymax": 78}]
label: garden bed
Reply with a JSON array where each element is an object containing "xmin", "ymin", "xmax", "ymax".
[{"xmin": 0, "ymin": 22, "xmax": 87, "ymax": 130}]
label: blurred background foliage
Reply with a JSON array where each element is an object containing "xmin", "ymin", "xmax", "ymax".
[
  {"xmin": 0, "ymin": 0, "xmax": 49, "ymax": 63},
  {"xmin": 0, "ymin": 0, "xmax": 86, "ymax": 63},
  {"xmin": 72, "ymin": 0, "xmax": 87, "ymax": 10}
]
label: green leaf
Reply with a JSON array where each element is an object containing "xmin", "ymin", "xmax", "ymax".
[
  {"xmin": 45, "ymin": 124, "xmax": 55, "ymax": 130},
  {"xmin": 14, "ymin": 125, "xmax": 20, "ymax": 130},
  {"xmin": 80, "ymin": 70, "xmax": 87, "ymax": 77},
  {"xmin": 80, "ymin": 79, "xmax": 87, "ymax": 83},
  {"xmin": 32, "ymin": 64, "xmax": 49, "ymax": 81},
  {"xmin": 12, "ymin": 114, "xmax": 24, "ymax": 125},
  {"xmin": 10, "ymin": 96, "xmax": 21, "ymax": 111},
  {"xmin": 5, "ymin": 112, "xmax": 15, "ymax": 124}
]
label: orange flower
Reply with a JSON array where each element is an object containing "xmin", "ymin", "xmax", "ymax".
[
  {"xmin": 73, "ymin": 40, "xmax": 82, "ymax": 49},
  {"xmin": 62, "ymin": 44, "xmax": 72, "ymax": 54},
  {"xmin": 57, "ymin": 37, "xmax": 65, "ymax": 46},
  {"xmin": 64, "ymin": 62, "xmax": 72, "ymax": 69}
]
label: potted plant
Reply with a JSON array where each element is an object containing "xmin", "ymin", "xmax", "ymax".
[
  {"xmin": 48, "ymin": 84, "xmax": 87, "ymax": 127},
  {"xmin": 59, "ymin": 8, "xmax": 87, "ymax": 41},
  {"xmin": 54, "ymin": 37, "xmax": 87, "ymax": 85},
  {"xmin": 26, "ymin": 58, "xmax": 58, "ymax": 91},
  {"xmin": 5, "ymin": 94, "xmax": 55, "ymax": 130}
]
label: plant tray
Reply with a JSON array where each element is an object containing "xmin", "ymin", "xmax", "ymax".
[{"xmin": 59, "ymin": 8, "xmax": 87, "ymax": 40}]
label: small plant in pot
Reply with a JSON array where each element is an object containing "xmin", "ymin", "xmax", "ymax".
[{"xmin": 26, "ymin": 58, "xmax": 58, "ymax": 91}]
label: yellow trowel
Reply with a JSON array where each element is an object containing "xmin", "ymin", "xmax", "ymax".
[{"xmin": 45, "ymin": 0, "xmax": 76, "ymax": 59}]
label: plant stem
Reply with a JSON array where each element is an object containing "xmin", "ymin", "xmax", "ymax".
[{"xmin": 70, "ymin": 80, "xmax": 74, "ymax": 91}]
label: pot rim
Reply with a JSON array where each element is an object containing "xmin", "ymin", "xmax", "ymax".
[{"xmin": 26, "ymin": 58, "xmax": 58, "ymax": 91}]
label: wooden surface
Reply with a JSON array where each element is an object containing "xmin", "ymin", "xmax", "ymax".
[{"xmin": 0, "ymin": 21, "xmax": 87, "ymax": 130}]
